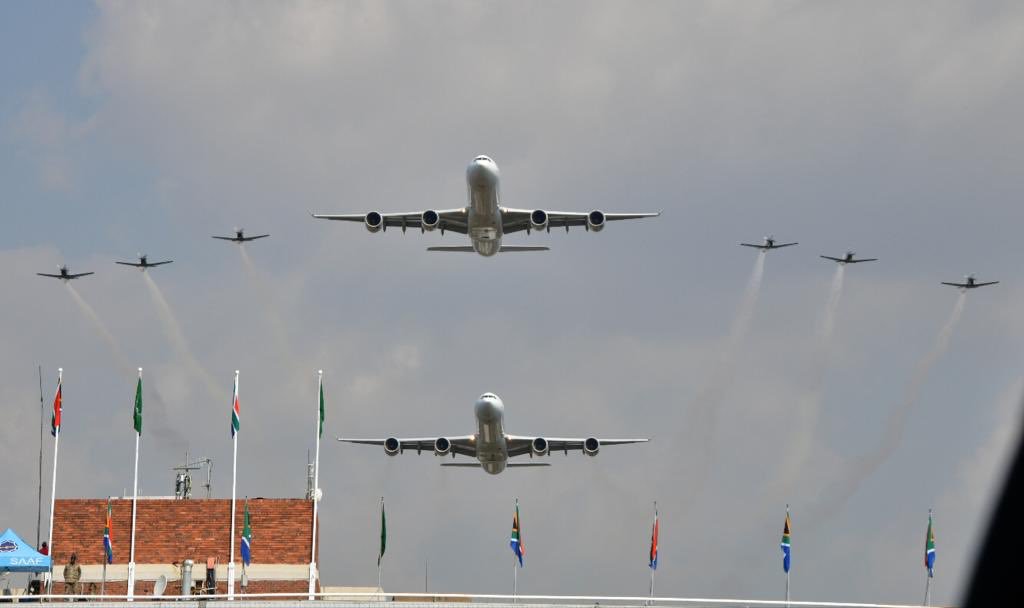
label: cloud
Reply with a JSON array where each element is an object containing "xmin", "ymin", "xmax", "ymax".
[{"xmin": 2, "ymin": 2, "xmax": 1024, "ymax": 604}]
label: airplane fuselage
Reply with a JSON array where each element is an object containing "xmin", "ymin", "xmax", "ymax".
[
  {"xmin": 474, "ymin": 393, "xmax": 508, "ymax": 474},
  {"xmin": 465, "ymin": 156, "xmax": 503, "ymax": 257}
]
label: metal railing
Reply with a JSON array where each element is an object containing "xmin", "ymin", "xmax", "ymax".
[{"xmin": 0, "ymin": 591, "xmax": 951, "ymax": 608}]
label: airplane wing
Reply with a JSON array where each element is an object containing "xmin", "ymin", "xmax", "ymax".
[
  {"xmin": 242, "ymin": 234, "xmax": 270, "ymax": 241},
  {"xmin": 849, "ymin": 258, "xmax": 878, "ymax": 263},
  {"xmin": 504, "ymin": 435, "xmax": 648, "ymax": 458},
  {"xmin": 820, "ymin": 255, "xmax": 843, "ymax": 262},
  {"xmin": 65, "ymin": 272, "xmax": 94, "ymax": 279},
  {"xmin": 115, "ymin": 261, "xmax": 143, "ymax": 267},
  {"xmin": 974, "ymin": 281, "xmax": 999, "ymax": 287},
  {"xmin": 772, "ymin": 242, "xmax": 798, "ymax": 248},
  {"xmin": 312, "ymin": 209, "xmax": 469, "ymax": 234},
  {"xmin": 36, "ymin": 273, "xmax": 64, "ymax": 278},
  {"xmin": 500, "ymin": 208, "xmax": 660, "ymax": 234},
  {"xmin": 212, "ymin": 236, "xmax": 239, "ymax": 241},
  {"xmin": 740, "ymin": 243, "xmax": 766, "ymax": 249},
  {"xmin": 337, "ymin": 435, "xmax": 476, "ymax": 457},
  {"xmin": 150, "ymin": 260, "xmax": 174, "ymax": 266},
  {"xmin": 941, "ymin": 282, "xmax": 969, "ymax": 288}
]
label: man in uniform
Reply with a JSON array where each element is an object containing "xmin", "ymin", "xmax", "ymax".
[{"xmin": 62, "ymin": 553, "xmax": 81, "ymax": 597}]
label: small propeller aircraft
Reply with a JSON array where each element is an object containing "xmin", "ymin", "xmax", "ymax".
[
  {"xmin": 941, "ymin": 275, "xmax": 999, "ymax": 290},
  {"xmin": 115, "ymin": 254, "xmax": 173, "ymax": 270},
  {"xmin": 37, "ymin": 265, "xmax": 93, "ymax": 281},
  {"xmin": 212, "ymin": 228, "xmax": 269, "ymax": 243},
  {"xmin": 740, "ymin": 235, "xmax": 798, "ymax": 251},
  {"xmin": 820, "ymin": 251, "xmax": 877, "ymax": 264}
]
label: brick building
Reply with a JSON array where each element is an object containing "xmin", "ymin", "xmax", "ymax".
[{"xmin": 50, "ymin": 497, "xmax": 318, "ymax": 597}]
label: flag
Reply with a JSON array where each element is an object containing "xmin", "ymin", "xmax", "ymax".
[
  {"xmin": 51, "ymin": 376, "xmax": 62, "ymax": 436},
  {"xmin": 230, "ymin": 374, "xmax": 240, "ymax": 437},
  {"xmin": 780, "ymin": 510, "xmax": 792, "ymax": 573},
  {"xmin": 649, "ymin": 506, "xmax": 659, "ymax": 571},
  {"xmin": 241, "ymin": 500, "xmax": 252, "ymax": 566},
  {"xmin": 510, "ymin": 499, "xmax": 525, "ymax": 568},
  {"xmin": 103, "ymin": 498, "xmax": 114, "ymax": 564},
  {"xmin": 378, "ymin": 497, "xmax": 386, "ymax": 567},
  {"xmin": 132, "ymin": 376, "xmax": 143, "ymax": 434},
  {"xmin": 925, "ymin": 511, "xmax": 936, "ymax": 577},
  {"xmin": 318, "ymin": 379, "xmax": 325, "ymax": 439}
]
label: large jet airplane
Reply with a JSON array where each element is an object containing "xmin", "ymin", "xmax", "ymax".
[
  {"xmin": 212, "ymin": 229, "xmax": 269, "ymax": 243},
  {"xmin": 821, "ymin": 251, "xmax": 877, "ymax": 264},
  {"xmin": 37, "ymin": 265, "xmax": 93, "ymax": 281},
  {"xmin": 337, "ymin": 392, "xmax": 649, "ymax": 475},
  {"xmin": 740, "ymin": 235, "xmax": 798, "ymax": 251},
  {"xmin": 942, "ymin": 275, "xmax": 999, "ymax": 290},
  {"xmin": 311, "ymin": 155, "xmax": 660, "ymax": 257},
  {"xmin": 115, "ymin": 254, "xmax": 173, "ymax": 270}
]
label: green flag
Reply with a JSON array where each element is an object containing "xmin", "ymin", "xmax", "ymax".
[
  {"xmin": 318, "ymin": 380, "xmax": 325, "ymax": 439},
  {"xmin": 133, "ymin": 376, "xmax": 143, "ymax": 434},
  {"xmin": 378, "ymin": 497, "xmax": 386, "ymax": 566}
]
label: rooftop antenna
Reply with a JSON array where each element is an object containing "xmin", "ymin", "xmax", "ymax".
[
  {"xmin": 306, "ymin": 449, "xmax": 314, "ymax": 500},
  {"xmin": 172, "ymin": 450, "xmax": 213, "ymax": 499}
]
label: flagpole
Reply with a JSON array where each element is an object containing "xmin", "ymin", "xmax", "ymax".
[
  {"xmin": 101, "ymin": 499, "xmax": 107, "ymax": 597},
  {"xmin": 785, "ymin": 504, "xmax": 790, "ymax": 608},
  {"xmin": 228, "ymin": 370, "xmax": 239, "ymax": 600},
  {"xmin": 45, "ymin": 368, "xmax": 61, "ymax": 594},
  {"xmin": 649, "ymin": 501, "xmax": 657, "ymax": 605},
  {"xmin": 513, "ymin": 556, "xmax": 517, "ymax": 604},
  {"xmin": 378, "ymin": 496, "xmax": 386, "ymax": 595},
  {"xmin": 924, "ymin": 508, "xmax": 934, "ymax": 607},
  {"xmin": 128, "ymin": 368, "xmax": 142, "ymax": 602},
  {"xmin": 377, "ymin": 496, "xmax": 383, "ymax": 592},
  {"xmin": 309, "ymin": 370, "xmax": 323, "ymax": 600}
]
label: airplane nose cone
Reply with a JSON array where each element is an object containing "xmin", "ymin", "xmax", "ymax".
[
  {"xmin": 475, "ymin": 398, "xmax": 503, "ymax": 422},
  {"xmin": 466, "ymin": 160, "xmax": 498, "ymax": 187}
]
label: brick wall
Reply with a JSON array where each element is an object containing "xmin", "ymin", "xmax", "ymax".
[{"xmin": 51, "ymin": 497, "xmax": 317, "ymax": 594}]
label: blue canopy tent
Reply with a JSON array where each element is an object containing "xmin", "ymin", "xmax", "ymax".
[{"xmin": 0, "ymin": 529, "xmax": 50, "ymax": 573}]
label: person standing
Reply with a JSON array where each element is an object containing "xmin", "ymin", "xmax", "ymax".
[{"xmin": 62, "ymin": 553, "xmax": 81, "ymax": 597}]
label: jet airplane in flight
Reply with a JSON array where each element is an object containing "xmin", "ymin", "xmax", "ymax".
[
  {"xmin": 115, "ymin": 254, "xmax": 173, "ymax": 270},
  {"xmin": 212, "ymin": 229, "xmax": 269, "ymax": 243},
  {"xmin": 942, "ymin": 275, "xmax": 999, "ymax": 290},
  {"xmin": 821, "ymin": 251, "xmax": 877, "ymax": 264},
  {"xmin": 740, "ymin": 235, "xmax": 798, "ymax": 251},
  {"xmin": 37, "ymin": 265, "xmax": 93, "ymax": 281},
  {"xmin": 312, "ymin": 155, "xmax": 660, "ymax": 257},
  {"xmin": 337, "ymin": 392, "xmax": 648, "ymax": 475}
]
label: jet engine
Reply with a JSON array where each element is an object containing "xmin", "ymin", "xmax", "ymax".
[
  {"xmin": 531, "ymin": 437, "xmax": 549, "ymax": 456},
  {"xmin": 586, "ymin": 210, "xmax": 605, "ymax": 232},
  {"xmin": 583, "ymin": 437, "xmax": 600, "ymax": 457},
  {"xmin": 421, "ymin": 210, "xmax": 440, "ymax": 232},
  {"xmin": 529, "ymin": 210, "xmax": 548, "ymax": 233},
  {"xmin": 365, "ymin": 211, "xmax": 384, "ymax": 233},
  {"xmin": 384, "ymin": 437, "xmax": 401, "ymax": 456},
  {"xmin": 434, "ymin": 437, "xmax": 452, "ymax": 456}
]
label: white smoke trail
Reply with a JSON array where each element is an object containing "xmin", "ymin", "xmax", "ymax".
[
  {"xmin": 682, "ymin": 252, "xmax": 768, "ymax": 502},
  {"xmin": 807, "ymin": 291, "xmax": 967, "ymax": 526},
  {"xmin": 66, "ymin": 283, "xmax": 131, "ymax": 372},
  {"xmin": 238, "ymin": 245, "xmax": 301, "ymax": 369},
  {"xmin": 819, "ymin": 264, "xmax": 847, "ymax": 342},
  {"xmin": 775, "ymin": 265, "xmax": 848, "ymax": 495},
  {"xmin": 66, "ymin": 283, "xmax": 186, "ymax": 447},
  {"xmin": 143, "ymin": 272, "xmax": 224, "ymax": 403}
]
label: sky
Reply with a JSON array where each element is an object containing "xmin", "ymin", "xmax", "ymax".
[{"xmin": 2, "ymin": 1, "xmax": 1023, "ymax": 605}]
